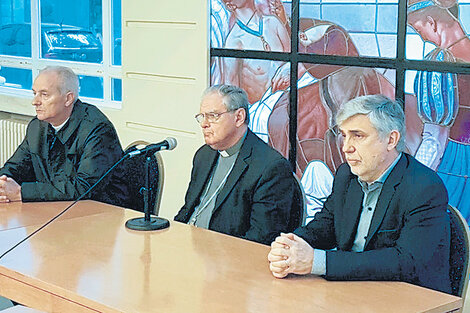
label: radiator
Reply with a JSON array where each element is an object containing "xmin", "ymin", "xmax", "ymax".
[{"xmin": 0, "ymin": 119, "xmax": 28, "ymax": 167}]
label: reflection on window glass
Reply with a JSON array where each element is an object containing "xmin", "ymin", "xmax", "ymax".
[
  {"xmin": 112, "ymin": 0, "xmax": 122, "ymax": 66},
  {"xmin": 0, "ymin": 0, "xmax": 122, "ymax": 105},
  {"xmin": 78, "ymin": 75, "xmax": 103, "ymax": 99},
  {"xmin": 404, "ymin": 70, "xmax": 470, "ymax": 221},
  {"xmin": 112, "ymin": 79, "xmax": 122, "ymax": 101},
  {"xmin": 0, "ymin": 67, "xmax": 32, "ymax": 90},
  {"xmin": 41, "ymin": 25, "xmax": 102, "ymax": 62},
  {"xmin": 40, "ymin": 0, "xmax": 103, "ymax": 63},
  {"xmin": 0, "ymin": 23, "xmax": 32, "ymax": 58},
  {"xmin": 0, "ymin": 2, "xmax": 31, "ymax": 57}
]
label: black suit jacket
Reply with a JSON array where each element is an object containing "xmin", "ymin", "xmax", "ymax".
[
  {"xmin": 175, "ymin": 129, "xmax": 302, "ymax": 245},
  {"xmin": 294, "ymin": 153, "xmax": 451, "ymax": 294},
  {"xmin": 0, "ymin": 100, "xmax": 128, "ymax": 206}
]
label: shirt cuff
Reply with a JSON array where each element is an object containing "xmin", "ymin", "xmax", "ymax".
[{"xmin": 311, "ymin": 249, "xmax": 326, "ymax": 275}]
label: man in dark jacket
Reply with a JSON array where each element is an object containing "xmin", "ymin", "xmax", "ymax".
[
  {"xmin": 175, "ymin": 85, "xmax": 302, "ymax": 245},
  {"xmin": 268, "ymin": 95, "xmax": 451, "ymax": 294},
  {"xmin": 0, "ymin": 66, "xmax": 127, "ymax": 206}
]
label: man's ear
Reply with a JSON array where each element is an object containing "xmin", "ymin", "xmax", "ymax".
[
  {"xmin": 387, "ymin": 130, "xmax": 401, "ymax": 151},
  {"xmin": 426, "ymin": 15, "xmax": 438, "ymax": 33},
  {"xmin": 235, "ymin": 108, "xmax": 246, "ymax": 127},
  {"xmin": 64, "ymin": 92, "xmax": 75, "ymax": 107}
]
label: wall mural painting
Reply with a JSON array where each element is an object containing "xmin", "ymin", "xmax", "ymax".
[
  {"xmin": 210, "ymin": 0, "xmax": 470, "ymax": 223},
  {"xmin": 407, "ymin": 0, "xmax": 470, "ymax": 222}
]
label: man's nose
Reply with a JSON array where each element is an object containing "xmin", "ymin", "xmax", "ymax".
[
  {"xmin": 32, "ymin": 95, "xmax": 40, "ymax": 106},
  {"xmin": 342, "ymin": 137, "xmax": 354, "ymax": 153},
  {"xmin": 200, "ymin": 118, "xmax": 210, "ymax": 128}
]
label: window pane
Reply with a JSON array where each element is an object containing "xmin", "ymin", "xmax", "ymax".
[
  {"xmin": 294, "ymin": 64, "xmax": 396, "ymax": 222},
  {"xmin": 0, "ymin": 2, "xmax": 32, "ymax": 57},
  {"xmin": 0, "ymin": 67, "xmax": 32, "ymax": 89},
  {"xmin": 404, "ymin": 69, "xmax": 470, "ymax": 221},
  {"xmin": 406, "ymin": 2, "xmax": 470, "ymax": 64},
  {"xmin": 40, "ymin": 0, "xmax": 103, "ymax": 63},
  {"xmin": 112, "ymin": 0, "xmax": 122, "ymax": 66},
  {"xmin": 211, "ymin": 56, "xmax": 290, "ymax": 142},
  {"xmin": 298, "ymin": 0, "xmax": 398, "ymax": 58},
  {"xmin": 112, "ymin": 78, "xmax": 122, "ymax": 101},
  {"xmin": 211, "ymin": 57, "xmax": 286, "ymax": 104},
  {"xmin": 210, "ymin": 0, "xmax": 291, "ymax": 52},
  {"xmin": 298, "ymin": 19, "xmax": 360, "ymax": 58},
  {"xmin": 79, "ymin": 75, "xmax": 103, "ymax": 99}
]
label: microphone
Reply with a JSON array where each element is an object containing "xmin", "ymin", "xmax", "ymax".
[
  {"xmin": 128, "ymin": 137, "xmax": 177, "ymax": 158},
  {"xmin": 0, "ymin": 137, "xmax": 177, "ymax": 259},
  {"xmin": 125, "ymin": 138, "xmax": 177, "ymax": 231}
]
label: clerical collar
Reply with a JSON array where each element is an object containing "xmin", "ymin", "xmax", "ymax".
[
  {"xmin": 51, "ymin": 118, "xmax": 69, "ymax": 133},
  {"xmin": 218, "ymin": 130, "xmax": 247, "ymax": 157}
]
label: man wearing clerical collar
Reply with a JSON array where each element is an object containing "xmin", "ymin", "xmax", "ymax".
[
  {"xmin": 268, "ymin": 94, "xmax": 452, "ymax": 294},
  {"xmin": 0, "ymin": 66, "xmax": 127, "ymax": 206},
  {"xmin": 175, "ymin": 85, "xmax": 302, "ymax": 245}
]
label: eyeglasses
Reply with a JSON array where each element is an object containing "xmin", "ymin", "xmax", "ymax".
[{"xmin": 195, "ymin": 111, "xmax": 233, "ymax": 123}]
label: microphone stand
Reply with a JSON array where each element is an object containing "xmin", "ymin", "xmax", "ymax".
[{"xmin": 125, "ymin": 151, "xmax": 169, "ymax": 231}]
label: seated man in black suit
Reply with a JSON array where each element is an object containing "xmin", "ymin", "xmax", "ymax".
[
  {"xmin": 175, "ymin": 85, "xmax": 302, "ymax": 245},
  {"xmin": 268, "ymin": 94, "xmax": 451, "ymax": 293},
  {"xmin": 0, "ymin": 66, "xmax": 127, "ymax": 206}
]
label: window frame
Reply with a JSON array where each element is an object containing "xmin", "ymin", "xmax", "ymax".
[
  {"xmin": 0, "ymin": 0, "xmax": 122, "ymax": 109},
  {"xmin": 210, "ymin": 0, "xmax": 470, "ymax": 167}
]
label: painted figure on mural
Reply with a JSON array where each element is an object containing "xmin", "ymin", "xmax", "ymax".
[
  {"xmin": 210, "ymin": 0, "xmax": 293, "ymax": 142},
  {"xmin": 210, "ymin": 0, "xmax": 468, "ymax": 222},
  {"xmin": 214, "ymin": 13, "xmax": 401, "ymax": 222},
  {"xmin": 254, "ymin": 0, "xmax": 290, "ymax": 31},
  {"xmin": 211, "ymin": 0, "xmax": 231, "ymax": 85},
  {"xmin": 249, "ymin": 19, "xmax": 359, "ymax": 144},
  {"xmin": 407, "ymin": 0, "xmax": 470, "ymax": 220},
  {"xmin": 210, "ymin": 0, "xmax": 290, "ymax": 87},
  {"xmin": 266, "ymin": 20, "xmax": 399, "ymax": 222},
  {"xmin": 220, "ymin": 0, "xmax": 290, "ymax": 104}
]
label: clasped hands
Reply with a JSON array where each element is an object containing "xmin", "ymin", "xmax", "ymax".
[
  {"xmin": 0, "ymin": 175, "xmax": 22, "ymax": 203},
  {"xmin": 268, "ymin": 233, "xmax": 314, "ymax": 278}
]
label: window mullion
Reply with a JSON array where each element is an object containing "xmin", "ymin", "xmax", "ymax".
[
  {"xmin": 102, "ymin": 0, "xmax": 112, "ymax": 103},
  {"xmin": 31, "ymin": 0, "xmax": 41, "ymax": 79}
]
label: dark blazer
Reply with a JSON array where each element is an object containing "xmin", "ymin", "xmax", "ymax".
[
  {"xmin": 0, "ymin": 100, "xmax": 128, "ymax": 206},
  {"xmin": 294, "ymin": 153, "xmax": 451, "ymax": 294},
  {"xmin": 175, "ymin": 129, "xmax": 302, "ymax": 245}
]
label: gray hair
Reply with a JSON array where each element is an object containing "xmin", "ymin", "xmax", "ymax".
[
  {"xmin": 203, "ymin": 84, "xmax": 250, "ymax": 124},
  {"xmin": 39, "ymin": 66, "xmax": 79, "ymax": 101},
  {"xmin": 336, "ymin": 94, "xmax": 406, "ymax": 152}
]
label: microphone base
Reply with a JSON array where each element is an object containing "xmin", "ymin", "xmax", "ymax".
[{"xmin": 125, "ymin": 217, "xmax": 170, "ymax": 231}]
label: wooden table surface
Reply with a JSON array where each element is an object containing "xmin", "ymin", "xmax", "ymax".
[
  {"xmin": 0, "ymin": 201, "xmax": 462, "ymax": 313},
  {"xmin": 0, "ymin": 200, "xmax": 118, "ymax": 231}
]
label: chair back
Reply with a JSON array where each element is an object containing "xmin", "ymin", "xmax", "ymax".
[
  {"xmin": 448, "ymin": 204, "xmax": 470, "ymax": 299},
  {"xmin": 123, "ymin": 140, "xmax": 164, "ymax": 216},
  {"xmin": 290, "ymin": 173, "xmax": 306, "ymax": 230}
]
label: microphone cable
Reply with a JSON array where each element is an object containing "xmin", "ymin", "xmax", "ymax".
[{"xmin": 0, "ymin": 153, "xmax": 129, "ymax": 260}]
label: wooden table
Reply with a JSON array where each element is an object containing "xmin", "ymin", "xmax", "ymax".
[{"xmin": 0, "ymin": 201, "xmax": 462, "ymax": 313}]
